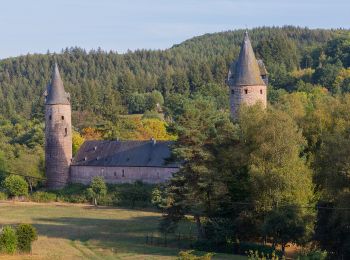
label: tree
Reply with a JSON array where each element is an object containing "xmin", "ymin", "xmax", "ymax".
[
  {"xmin": 0, "ymin": 226, "xmax": 17, "ymax": 254},
  {"xmin": 72, "ymin": 131, "xmax": 85, "ymax": 155},
  {"xmin": 161, "ymin": 97, "xmax": 237, "ymax": 238},
  {"xmin": 86, "ymin": 176, "xmax": 107, "ymax": 206},
  {"xmin": 2, "ymin": 175, "xmax": 28, "ymax": 197},
  {"xmin": 262, "ymin": 206, "xmax": 313, "ymax": 254},
  {"xmin": 16, "ymin": 224, "xmax": 37, "ymax": 253}
]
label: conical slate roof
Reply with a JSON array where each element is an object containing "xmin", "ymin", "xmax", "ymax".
[
  {"xmin": 45, "ymin": 63, "xmax": 70, "ymax": 105},
  {"xmin": 233, "ymin": 32, "xmax": 265, "ymax": 86}
]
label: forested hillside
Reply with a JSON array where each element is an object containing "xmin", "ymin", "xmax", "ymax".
[{"xmin": 0, "ymin": 26, "xmax": 348, "ymax": 121}]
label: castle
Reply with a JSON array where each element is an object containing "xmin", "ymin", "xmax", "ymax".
[{"xmin": 44, "ymin": 32, "xmax": 267, "ymax": 189}]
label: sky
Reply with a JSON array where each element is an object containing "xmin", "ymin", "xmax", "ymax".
[{"xmin": 0, "ymin": 0, "xmax": 349, "ymax": 59}]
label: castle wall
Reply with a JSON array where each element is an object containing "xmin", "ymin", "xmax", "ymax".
[
  {"xmin": 230, "ymin": 84, "xmax": 267, "ymax": 120},
  {"xmin": 45, "ymin": 104, "xmax": 72, "ymax": 189},
  {"xmin": 70, "ymin": 165, "xmax": 178, "ymax": 185}
]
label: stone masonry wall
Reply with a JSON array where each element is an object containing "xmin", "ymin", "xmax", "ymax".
[
  {"xmin": 230, "ymin": 84, "xmax": 267, "ymax": 120},
  {"xmin": 45, "ymin": 104, "xmax": 72, "ymax": 189},
  {"xmin": 70, "ymin": 165, "xmax": 178, "ymax": 185}
]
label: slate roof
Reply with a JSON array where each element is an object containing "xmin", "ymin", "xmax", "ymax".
[
  {"xmin": 232, "ymin": 32, "xmax": 265, "ymax": 86},
  {"xmin": 45, "ymin": 63, "xmax": 70, "ymax": 105},
  {"xmin": 72, "ymin": 140, "xmax": 179, "ymax": 168}
]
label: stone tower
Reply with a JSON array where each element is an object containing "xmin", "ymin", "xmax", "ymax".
[
  {"xmin": 227, "ymin": 32, "xmax": 268, "ymax": 120},
  {"xmin": 45, "ymin": 63, "xmax": 72, "ymax": 189}
]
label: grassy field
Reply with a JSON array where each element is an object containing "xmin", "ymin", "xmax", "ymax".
[{"xmin": 0, "ymin": 201, "xmax": 246, "ymax": 260}]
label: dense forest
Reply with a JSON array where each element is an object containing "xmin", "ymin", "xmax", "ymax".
[{"xmin": 0, "ymin": 26, "xmax": 350, "ymax": 258}]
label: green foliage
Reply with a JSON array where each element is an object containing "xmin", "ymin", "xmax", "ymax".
[
  {"xmin": 2, "ymin": 175, "xmax": 28, "ymax": 197},
  {"xmin": 177, "ymin": 250, "xmax": 213, "ymax": 260},
  {"xmin": 86, "ymin": 176, "xmax": 107, "ymax": 206},
  {"xmin": 54, "ymin": 183, "xmax": 89, "ymax": 203},
  {"xmin": 0, "ymin": 226, "xmax": 17, "ymax": 254},
  {"xmin": 296, "ymin": 249, "xmax": 327, "ymax": 260},
  {"xmin": 31, "ymin": 191, "xmax": 57, "ymax": 202},
  {"xmin": 246, "ymin": 250, "xmax": 282, "ymax": 260},
  {"xmin": 16, "ymin": 224, "xmax": 37, "ymax": 253},
  {"xmin": 262, "ymin": 206, "xmax": 313, "ymax": 253},
  {"xmin": 112, "ymin": 181, "xmax": 153, "ymax": 208},
  {"xmin": 0, "ymin": 192, "xmax": 8, "ymax": 200}
]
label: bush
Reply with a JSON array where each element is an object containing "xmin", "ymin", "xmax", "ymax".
[
  {"xmin": 0, "ymin": 226, "xmax": 17, "ymax": 254},
  {"xmin": 296, "ymin": 250, "xmax": 327, "ymax": 260},
  {"xmin": 177, "ymin": 250, "xmax": 213, "ymax": 260},
  {"xmin": 16, "ymin": 224, "xmax": 37, "ymax": 253},
  {"xmin": 0, "ymin": 191, "xmax": 8, "ymax": 200},
  {"xmin": 54, "ymin": 183, "xmax": 89, "ymax": 203},
  {"xmin": 86, "ymin": 176, "xmax": 107, "ymax": 206},
  {"xmin": 112, "ymin": 181, "xmax": 153, "ymax": 208},
  {"xmin": 239, "ymin": 243, "xmax": 281, "ymax": 257},
  {"xmin": 31, "ymin": 191, "xmax": 57, "ymax": 202},
  {"xmin": 246, "ymin": 250, "xmax": 281, "ymax": 260},
  {"xmin": 2, "ymin": 175, "xmax": 28, "ymax": 197}
]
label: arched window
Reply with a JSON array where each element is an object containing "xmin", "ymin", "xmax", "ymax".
[
  {"xmin": 260, "ymin": 89, "xmax": 263, "ymax": 94},
  {"xmin": 244, "ymin": 89, "xmax": 248, "ymax": 94}
]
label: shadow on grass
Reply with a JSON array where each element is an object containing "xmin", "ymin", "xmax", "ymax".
[{"xmin": 30, "ymin": 215, "xmax": 187, "ymax": 257}]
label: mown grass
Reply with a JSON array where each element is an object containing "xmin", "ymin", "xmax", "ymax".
[{"xmin": 0, "ymin": 201, "xmax": 245, "ymax": 260}]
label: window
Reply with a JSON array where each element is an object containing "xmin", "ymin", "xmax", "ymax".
[
  {"xmin": 61, "ymin": 116, "xmax": 64, "ymax": 120},
  {"xmin": 122, "ymin": 169, "xmax": 125, "ymax": 177},
  {"xmin": 260, "ymin": 89, "xmax": 263, "ymax": 94},
  {"xmin": 49, "ymin": 115, "xmax": 52, "ymax": 120},
  {"xmin": 244, "ymin": 89, "xmax": 248, "ymax": 94},
  {"xmin": 64, "ymin": 128, "xmax": 67, "ymax": 136},
  {"xmin": 231, "ymin": 89, "xmax": 234, "ymax": 95},
  {"xmin": 114, "ymin": 172, "xmax": 117, "ymax": 177}
]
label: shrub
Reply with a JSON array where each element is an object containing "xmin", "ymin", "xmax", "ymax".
[
  {"xmin": 296, "ymin": 250, "xmax": 327, "ymax": 260},
  {"xmin": 235, "ymin": 242, "xmax": 282, "ymax": 257},
  {"xmin": 86, "ymin": 176, "xmax": 107, "ymax": 206},
  {"xmin": 31, "ymin": 191, "xmax": 57, "ymax": 202},
  {"xmin": 0, "ymin": 191, "xmax": 8, "ymax": 200},
  {"xmin": 246, "ymin": 250, "xmax": 281, "ymax": 260},
  {"xmin": 0, "ymin": 226, "xmax": 17, "ymax": 254},
  {"xmin": 112, "ymin": 181, "xmax": 153, "ymax": 208},
  {"xmin": 177, "ymin": 250, "xmax": 213, "ymax": 260},
  {"xmin": 54, "ymin": 183, "xmax": 89, "ymax": 203},
  {"xmin": 2, "ymin": 175, "xmax": 28, "ymax": 197},
  {"xmin": 16, "ymin": 224, "xmax": 37, "ymax": 253}
]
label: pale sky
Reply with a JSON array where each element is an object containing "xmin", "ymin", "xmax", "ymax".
[{"xmin": 0, "ymin": 0, "xmax": 349, "ymax": 59}]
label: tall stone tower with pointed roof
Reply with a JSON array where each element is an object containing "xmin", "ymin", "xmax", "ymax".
[
  {"xmin": 45, "ymin": 63, "xmax": 72, "ymax": 189},
  {"xmin": 227, "ymin": 32, "xmax": 268, "ymax": 120}
]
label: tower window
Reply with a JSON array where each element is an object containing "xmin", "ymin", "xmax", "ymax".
[
  {"xmin": 244, "ymin": 89, "xmax": 248, "ymax": 94},
  {"xmin": 61, "ymin": 116, "xmax": 64, "ymax": 120},
  {"xmin": 260, "ymin": 89, "xmax": 263, "ymax": 94},
  {"xmin": 64, "ymin": 128, "xmax": 67, "ymax": 136},
  {"xmin": 231, "ymin": 89, "xmax": 234, "ymax": 95},
  {"xmin": 49, "ymin": 115, "xmax": 52, "ymax": 120}
]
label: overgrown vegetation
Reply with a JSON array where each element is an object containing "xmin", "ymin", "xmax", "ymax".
[{"xmin": 0, "ymin": 224, "xmax": 37, "ymax": 254}]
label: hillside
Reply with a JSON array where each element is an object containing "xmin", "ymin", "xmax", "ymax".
[{"xmin": 0, "ymin": 26, "xmax": 348, "ymax": 121}]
